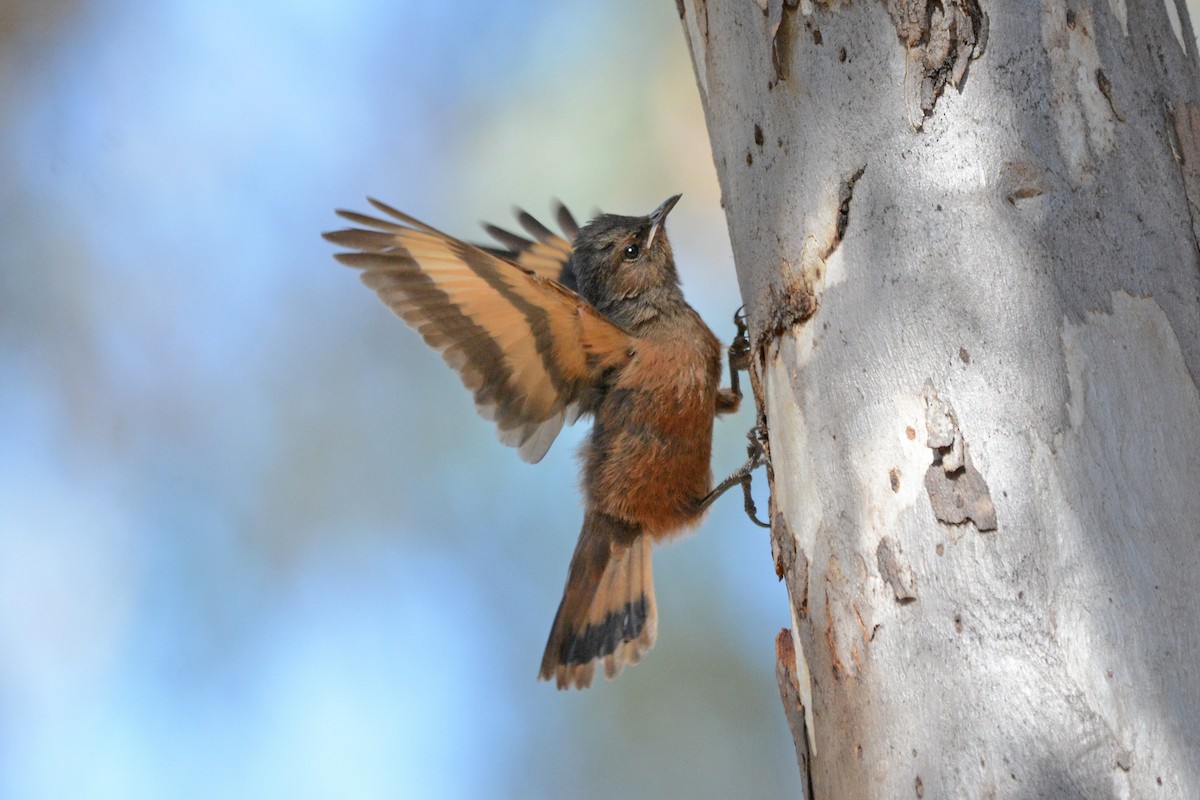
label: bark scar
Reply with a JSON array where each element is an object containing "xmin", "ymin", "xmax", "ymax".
[
  {"xmin": 884, "ymin": 0, "xmax": 989, "ymax": 129},
  {"xmin": 827, "ymin": 164, "xmax": 866, "ymax": 258},
  {"xmin": 772, "ymin": 513, "xmax": 810, "ymax": 619},
  {"xmin": 764, "ymin": 260, "xmax": 819, "ymax": 343},
  {"xmin": 1167, "ymin": 100, "xmax": 1200, "ymax": 255},
  {"xmin": 877, "ymin": 535, "xmax": 918, "ymax": 603},
  {"xmin": 763, "ymin": 164, "xmax": 864, "ymax": 343},
  {"xmin": 922, "ymin": 380, "xmax": 998, "ymax": 531},
  {"xmin": 768, "ymin": 0, "xmax": 802, "ymax": 86},
  {"xmin": 1095, "ymin": 69, "xmax": 1125, "ymax": 122}
]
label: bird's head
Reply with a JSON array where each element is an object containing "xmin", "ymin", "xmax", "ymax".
[{"xmin": 570, "ymin": 195, "xmax": 684, "ymax": 325}]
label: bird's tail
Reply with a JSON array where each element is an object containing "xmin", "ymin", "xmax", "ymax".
[{"xmin": 538, "ymin": 512, "xmax": 657, "ymax": 690}]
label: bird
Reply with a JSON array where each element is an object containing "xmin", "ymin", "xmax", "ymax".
[{"xmin": 324, "ymin": 195, "xmax": 753, "ymax": 689}]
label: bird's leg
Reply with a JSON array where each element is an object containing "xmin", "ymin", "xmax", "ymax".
[
  {"xmin": 699, "ymin": 426, "xmax": 770, "ymax": 528},
  {"xmin": 716, "ymin": 307, "xmax": 752, "ymax": 415},
  {"xmin": 728, "ymin": 306, "xmax": 752, "ymax": 401},
  {"xmin": 704, "ymin": 308, "xmax": 771, "ymax": 528}
]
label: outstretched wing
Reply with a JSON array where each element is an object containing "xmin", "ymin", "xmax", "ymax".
[
  {"xmin": 324, "ymin": 198, "xmax": 631, "ymax": 463},
  {"xmin": 478, "ymin": 203, "xmax": 580, "ymax": 291}
]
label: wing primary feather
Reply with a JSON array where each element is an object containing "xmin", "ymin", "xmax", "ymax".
[
  {"xmin": 333, "ymin": 209, "xmax": 405, "ymax": 232},
  {"xmin": 365, "ymin": 197, "xmax": 458, "ymax": 239},
  {"xmin": 516, "ymin": 209, "xmax": 556, "ymax": 242},
  {"xmin": 481, "ymin": 224, "xmax": 532, "ymax": 253},
  {"xmin": 323, "ymin": 227, "xmax": 405, "ymax": 251},
  {"xmin": 554, "ymin": 202, "xmax": 579, "ymax": 239}
]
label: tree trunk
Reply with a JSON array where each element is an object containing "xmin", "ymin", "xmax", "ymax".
[{"xmin": 679, "ymin": 1, "xmax": 1200, "ymax": 797}]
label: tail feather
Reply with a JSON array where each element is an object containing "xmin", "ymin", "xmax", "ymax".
[
  {"xmin": 596, "ymin": 537, "xmax": 656, "ymax": 681},
  {"xmin": 539, "ymin": 513, "xmax": 658, "ymax": 690}
]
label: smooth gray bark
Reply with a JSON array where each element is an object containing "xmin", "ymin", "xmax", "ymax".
[{"xmin": 679, "ymin": 1, "xmax": 1200, "ymax": 797}]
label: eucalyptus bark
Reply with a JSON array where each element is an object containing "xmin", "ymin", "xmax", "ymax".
[{"xmin": 679, "ymin": 1, "xmax": 1200, "ymax": 797}]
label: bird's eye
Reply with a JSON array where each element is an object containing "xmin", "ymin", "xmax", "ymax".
[{"xmin": 623, "ymin": 243, "xmax": 641, "ymax": 261}]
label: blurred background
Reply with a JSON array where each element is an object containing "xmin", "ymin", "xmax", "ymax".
[{"xmin": 0, "ymin": 1, "xmax": 800, "ymax": 798}]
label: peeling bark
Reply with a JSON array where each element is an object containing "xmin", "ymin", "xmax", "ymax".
[
  {"xmin": 883, "ymin": 0, "xmax": 988, "ymax": 128},
  {"xmin": 922, "ymin": 381, "xmax": 998, "ymax": 532},
  {"xmin": 775, "ymin": 629, "xmax": 815, "ymax": 799},
  {"xmin": 679, "ymin": 0, "xmax": 1200, "ymax": 796}
]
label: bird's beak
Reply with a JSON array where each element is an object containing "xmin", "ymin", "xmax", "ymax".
[{"xmin": 646, "ymin": 194, "xmax": 682, "ymax": 249}]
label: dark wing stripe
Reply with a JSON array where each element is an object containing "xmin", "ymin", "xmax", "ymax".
[
  {"xmin": 344, "ymin": 254, "xmax": 526, "ymax": 417},
  {"xmin": 384, "ymin": 238, "xmax": 569, "ymax": 416},
  {"xmin": 346, "ymin": 256, "xmax": 533, "ymax": 425},
  {"xmin": 447, "ymin": 239, "xmax": 572, "ymax": 401},
  {"xmin": 346, "ymin": 252, "xmax": 569, "ymax": 456}
]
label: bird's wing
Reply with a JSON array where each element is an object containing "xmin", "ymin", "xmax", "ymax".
[
  {"xmin": 324, "ymin": 198, "xmax": 631, "ymax": 463},
  {"xmin": 478, "ymin": 202, "xmax": 580, "ymax": 291}
]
